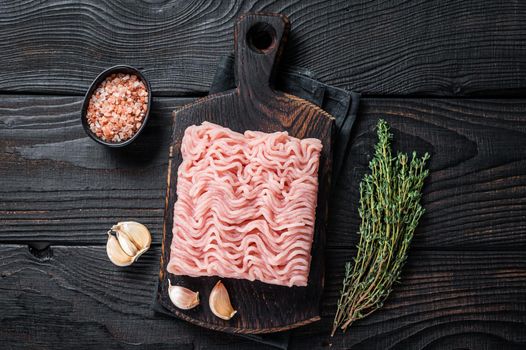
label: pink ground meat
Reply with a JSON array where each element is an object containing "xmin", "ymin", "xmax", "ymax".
[{"xmin": 167, "ymin": 122, "xmax": 322, "ymax": 287}]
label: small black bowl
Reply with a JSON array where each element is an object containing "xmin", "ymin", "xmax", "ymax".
[{"xmin": 81, "ymin": 65, "xmax": 152, "ymax": 147}]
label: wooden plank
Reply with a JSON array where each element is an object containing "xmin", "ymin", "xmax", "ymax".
[
  {"xmin": 0, "ymin": 244, "xmax": 271, "ymax": 350},
  {"xmin": 1, "ymin": 1, "xmax": 526, "ymax": 96},
  {"xmin": 1, "ymin": 96, "xmax": 525, "ymax": 250},
  {"xmin": 329, "ymin": 98, "xmax": 526, "ymax": 250},
  {"xmin": 0, "ymin": 95, "xmax": 190, "ymax": 244},
  {"xmin": 319, "ymin": 248, "xmax": 526, "ymax": 349},
  {"xmin": 0, "ymin": 244, "xmax": 524, "ymax": 349}
]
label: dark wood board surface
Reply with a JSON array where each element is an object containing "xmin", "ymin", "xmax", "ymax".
[
  {"xmin": 2, "ymin": 94, "xmax": 526, "ymax": 348},
  {"xmin": 1, "ymin": 0, "xmax": 526, "ymax": 97},
  {"xmin": 2, "ymin": 96, "xmax": 525, "ymax": 250},
  {"xmin": 1, "ymin": 245, "xmax": 525, "ymax": 349},
  {"xmin": 157, "ymin": 13, "xmax": 334, "ymax": 333},
  {"xmin": 1, "ymin": 1, "xmax": 526, "ymax": 349}
]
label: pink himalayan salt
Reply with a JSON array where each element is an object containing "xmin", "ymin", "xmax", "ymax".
[{"xmin": 86, "ymin": 73, "xmax": 148, "ymax": 143}]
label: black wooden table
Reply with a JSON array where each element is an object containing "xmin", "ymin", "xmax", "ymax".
[{"xmin": 1, "ymin": 1, "xmax": 525, "ymax": 349}]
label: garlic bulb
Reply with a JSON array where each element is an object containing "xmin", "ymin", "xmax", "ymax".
[
  {"xmin": 106, "ymin": 221, "xmax": 151, "ymax": 267},
  {"xmin": 168, "ymin": 280, "xmax": 200, "ymax": 310},
  {"xmin": 209, "ymin": 280, "xmax": 237, "ymax": 320}
]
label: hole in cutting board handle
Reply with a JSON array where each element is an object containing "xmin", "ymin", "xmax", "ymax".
[{"xmin": 246, "ymin": 22, "xmax": 276, "ymax": 53}]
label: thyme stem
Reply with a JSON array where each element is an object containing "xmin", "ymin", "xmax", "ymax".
[{"xmin": 331, "ymin": 120, "xmax": 430, "ymax": 336}]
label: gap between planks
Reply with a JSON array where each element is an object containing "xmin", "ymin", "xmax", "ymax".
[{"xmin": 3, "ymin": 90, "xmax": 526, "ymax": 99}]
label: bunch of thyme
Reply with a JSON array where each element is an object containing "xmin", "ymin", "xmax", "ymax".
[{"xmin": 332, "ymin": 119, "xmax": 430, "ymax": 336}]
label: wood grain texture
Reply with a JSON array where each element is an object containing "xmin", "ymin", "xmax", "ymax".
[
  {"xmin": 0, "ymin": 95, "xmax": 191, "ymax": 244},
  {"xmin": 329, "ymin": 98, "xmax": 526, "ymax": 250},
  {"xmin": 2, "ymin": 96, "xmax": 525, "ymax": 250},
  {"xmin": 2, "ymin": 2, "xmax": 525, "ymax": 348},
  {"xmin": 1, "ymin": 244, "xmax": 524, "ymax": 349},
  {"xmin": 157, "ymin": 13, "xmax": 334, "ymax": 333},
  {"xmin": 1, "ymin": 0, "xmax": 526, "ymax": 96},
  {"xmin": 0, "ymin": 244, "xmax": 270, "ymax": 350},
  {"xmin": 295, "ymin": 247, "xmax": 526, "ymax": 350}
]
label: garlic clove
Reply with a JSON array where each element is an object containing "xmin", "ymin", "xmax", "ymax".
[
  {"xmin": 106, "ymin": 221, "xmax": 152, "ymax": 267},
  {"xmin": 112, "ymin": 221, "xmax": 151, "ymax": 253},
  {"xmin": 111, "ymin": 221, "xmax": 152, "ymax": 260},
  {"xmin": 115, "ymin": 230, "xmax": 139, "ymax": 257},
  {"xmin": 106, "ymin": 233, "xmax": 134, "ymax": 267},
  {"xmin": 168, "ymin": 280, "xmax": 200, "ymax": 310},
  {"xmin": 209, "ymin": 280, "xmax": 237, "ymax": 320}
]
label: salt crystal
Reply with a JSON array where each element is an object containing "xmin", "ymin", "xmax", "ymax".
[{"xmin": 85, "ymin": 73, "xmax": 148, "ymax": 143}]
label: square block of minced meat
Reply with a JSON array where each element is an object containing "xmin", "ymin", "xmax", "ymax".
[{"xmin": 167, "ymin": 122, "xmax": 322, "ymax": 287}]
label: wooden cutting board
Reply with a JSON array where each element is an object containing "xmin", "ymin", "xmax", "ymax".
[{"xmin": 157, "ymin": 13, "xmax": 334, "ymax": 334}]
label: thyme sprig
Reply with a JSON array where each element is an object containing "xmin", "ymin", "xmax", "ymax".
[{"xmin": 332, "ymin": 120, "xmax": 430, "ymax": 336}]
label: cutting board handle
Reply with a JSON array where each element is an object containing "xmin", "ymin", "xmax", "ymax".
[{"xmin": 235, "ymin": 13, "xmax": 290, "ymax": 95}]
